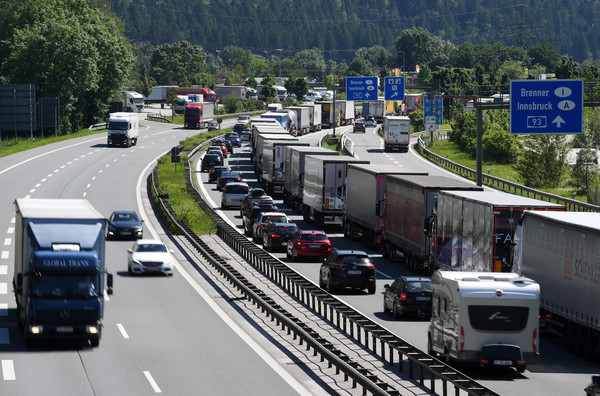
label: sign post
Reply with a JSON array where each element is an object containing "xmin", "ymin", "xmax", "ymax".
[{"xmin": 510, "ymin": 79, "xmax": 583, "ymax": 134}]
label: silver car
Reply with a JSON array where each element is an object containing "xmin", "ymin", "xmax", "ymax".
[{"xmin": 221, "ymin": 182, "xmax": 250, "ymax": 209}]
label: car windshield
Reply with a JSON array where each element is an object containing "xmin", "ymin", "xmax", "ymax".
[
  {"xmin": 301, "ymin": 233, "xmax": 328, "ymax": 241},
  {"xmin": 263, "ymin": 215, "xmax": 286, "ymax": 223},
  {"xmin": 338, "ymin": 256, "xmax": 370, "ymax": 265},
  {"xmin": 225, "ymin": 185, "xmax": 249, "ymax": 194},
  {"xmin": 134, "ymin": 243, "xmax": 167, "ymax": 253},
  {"xmin": 112, "ymin": 212, "xmax": 137, "ymax": 222},
  {"xmin": 407, "ymin": 281, "xmax": 432, "ymax": 292}
]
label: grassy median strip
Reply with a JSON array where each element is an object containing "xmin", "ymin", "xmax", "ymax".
[{"xmin": 156, "ymin": 129, "xmax": 229, "ymax": 234}]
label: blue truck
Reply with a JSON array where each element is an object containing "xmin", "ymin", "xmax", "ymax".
[{"xmin": 13, "ymin": 199, "xmax": 113, "ymax": 347}]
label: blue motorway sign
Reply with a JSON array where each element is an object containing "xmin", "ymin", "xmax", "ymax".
[
  {"xmin": 346, "ymin": 77, "xmax": 378, "ymax": 101},
  {"xmin": 423, "ymin": 96, "xmax": 443, "ymax": 124},
  {"xmin": 384, "ymin": 76, "xmax": 405, "ymax": 101},
  {"xmin": 510, "ymin": 79, "xmax": 583, "ymax": 134}
]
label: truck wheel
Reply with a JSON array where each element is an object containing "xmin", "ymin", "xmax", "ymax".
[
  {"xmin": 133, "ymin": 138, "xmax": 137, "ymax": 146},
  {"xmin": 427, "ymin": 335, "xmax": 435, "ymax": 356}
]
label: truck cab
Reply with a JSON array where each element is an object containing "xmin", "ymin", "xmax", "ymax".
[{"xmin": 107, "ymin": 112, "xmax": 139, "ymax": 147}]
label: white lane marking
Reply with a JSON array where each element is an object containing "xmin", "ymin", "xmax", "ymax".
[
  {"xmin": 87, "ymin": 184, "xmax": 91, "ymax": 189},
  {"xmin": 24, "ymin": 195, "xmax": 31, "ymax": 199},
  {"xmin": 1, "ymin": 251, "xmax": 7, "ymax": 259},
  {"xmin": 35, "ymin": 183, "xmax": 41, "ymax": 188},
  {"xmin": 0, "ymin": 283, "xmax": 6, "ymax": 294},
  {"xmin": 0, "ymin": 265, "xmax": 7, "ymax": 275},
  {"xmin": 3, "ymin": 238, "xmax": 10, "ymax": 246},
  {"xmin": 83, "ymin": 192, "xmax": 87, "ymax": 197},
  {"xmin": 10, "ymin": 218, "xmax": 14, "ymax": 224},
  {"xmin": 143, "ymin": 371, "xmax": 161, "ymax": 393},
  {"xmin": 2, "ymin": 360, "xmax": 15, "ymax": 380},
  {"xmin": 137, "ymin": 152, "xmax": 313, "ymax": 396},
  {"xmin": 117, "ymin": 323, "xmax": 129, "ymax": 339},
  {"xmin": 7, "ymin": 227, "xmax": 13, "ymax": 234},
  {"xmin": 60, "ymin": 165, "xmax": 66, "ymax": 169},
  {"xmin": 53, "ymin": 169, "xmax": 59, "ymax": 173},
  {"xmin": 0, "ymin": 304, "xmax": 7, "ymax": 316},
  {"xmin": 29, "ymin": 189, "xmax": 35, "ymax": 193}
]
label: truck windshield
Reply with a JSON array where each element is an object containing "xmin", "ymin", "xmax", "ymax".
[
  {"xmin": 109, "ymin": 121, "xmax": 128, "ymax": 131},
  {"xmin": 32, "ymin": 274, "xmax": 99, "ymax": 298},
  {"xmin": 185, "ymin": 108, "xmax": 201, "ymax": 116}
]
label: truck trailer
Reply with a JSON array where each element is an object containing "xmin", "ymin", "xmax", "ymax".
[
  {"xmin": 343, "ymin": 164, "xmax": 428, "ymax": 249},
  {"xmin": 513, "ymin": 211, "xmax": 600, "ymax": 359},
  {"xmin": 301, "ymin": 155, "xmax": 369, "ymax": 227},
  {"xmin": 428, "ymin": 271, "xmax": 540, "ymax": 372},
  {"xmin": 433, "ymin": 190, "xmax": 564, "ymax": 273},
  {"xmin": 338, "ymin": 100, "xmax": 354, "ymax": 126},
  {"xmin": 319, "ymin": 102, "xmax": 340, "ymax": 128},
  {"xmin": 381, "ymin": 175, "xmax": 483, "ymax": 273},
  {"xmin": 183, "ymin": 102, "xmax": 214, "ymax": 129},
  {"xmin": 261, "ymin": 139, "xmax": 308, "ymax": 195},
  {"xmin": 13, "ymin": 199, "xmax": 113, "ymax": 347},
  {"xmin": 362, "ymin": 100, "xmax": 385, "ymax": 123},
  {"xmin": 254, "ymin": 133, "xmax": 298, "ymax": 184},
  {"xmin": 283, "ymin": 146, "xmax": 339, "ymax": 212},
  {"xmin": 107, "ymin": 112, "xmax": 139, "ymax": 147},
  {"xmin": 383, "ymin": 115, "xmax": 411, "ymax": 152},
  {"xmin": 286, "ymin": 106, "xmax": 311, "ymax": 136},
  {"xmin": 299, "ymin": 103, "xmax": 322, "ymax": 132}
]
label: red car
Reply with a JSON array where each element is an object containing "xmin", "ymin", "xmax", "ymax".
[{"xmin": 286, "ymin": 230, "xmax": 332, "ymax": 261}]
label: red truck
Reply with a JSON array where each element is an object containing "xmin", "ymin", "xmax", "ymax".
[
  {"xmin": 184, "ymin": 102, "xmax": 214, "ymax": 129},
  {"xmin": 200, "ymin": 88, "xmax": 219, "ymax": 103}
]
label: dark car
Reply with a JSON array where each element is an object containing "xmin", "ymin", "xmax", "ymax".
[
  {"xmin": 201, "ymin": 153, "xmax": 223, "ymax": 172},
  {"xmin": 262, "ymin": 222, "xmax": 299, "ymax": 251},
  {"xmin": 225, "ymin": 132, "xmax": 242, "ymax": 148},
  {"xmin": 217, "ymin": 171, "xmax": 242, "ymax": 191},
  {"xmin": 242, "ymin": 198, "xmax": 278, "ymax": 237},
  {"xmin": 286, "ymin": 230, "xmax": 332, "ymax": 261},
  {"xmin": 233, "ymin": 123, "xmax": 249, "ymax": 134},
  {"xmin": 208, "ymin": 166, "xmax": 231, "ymax": 183},
  {"xmin": 319, "ymin": 249, "xmax": 376, "ymax": 294},
  {"xmin": 108, "ymin": 210, "xmax": 143, "ymax": 240},
  {"xmin": 212, "ymin": 139, "xmax": 228, "ymax": 158},
  {"xmin": 353, "ymin": 119, "xmax": 366, "ymax": 133},
  {"xmin": 383, "ymin": 276, "xmax": 432, "ymax": 318},
  {"xmin": 223, "ymin": 139, "xmax": 233, "ymax": 153},
  {"xmin": 240, "ymin": 188, "xmax": 267, "ymax": 216}
]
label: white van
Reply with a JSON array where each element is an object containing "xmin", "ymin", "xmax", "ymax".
[{"xmin": 427, "ymin": 271, "xmax": 539, "ymax": 373}]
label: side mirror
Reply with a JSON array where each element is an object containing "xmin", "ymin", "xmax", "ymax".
[{"xmin": 106, "ymin": 273, "xmax": 113, "ymax": 295}]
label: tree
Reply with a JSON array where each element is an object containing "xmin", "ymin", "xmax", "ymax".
[
  {"xmin": 150, "ymin": 41, "xmax": 201, "ymax": 86},
  {"xmin": 260, "ymin": 75, "xmax": 276, "ymax": 100},
  {"xmin": 571, "ymin": 148, "xmax": 599, "ymax": 194},
  {"xmin": 528, "ymin": 43, "xmax": 560, "ymax": 72},
  {"xmin": 482, "ymin": 124, "xmax": 522, "ymax": 164},
  {"xmin": 515, "ymin": 135, "xmax": 569, "ymax": 188},
  {"xmin": 0, "ymin": 0, "xmax": 133, "ymax": 131},
  {"xmin": 394, "ymin": 28, "xmax": 455, "ymax": 71},
  {"xmin": 555, "ymin": 56, "xmax": 581, "ymax": 79},
  {"xmin": 293, "ymin": 48, "xmax": 326, "ymax": 80}
]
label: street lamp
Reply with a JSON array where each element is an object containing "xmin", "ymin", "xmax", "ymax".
[
  {"xmin": 398, "ymin": 51, "xmax": 406, "ymax": 73},
  {"xmin": 276, "ymin": 48, "xmax": 283, "ymax": 82}
]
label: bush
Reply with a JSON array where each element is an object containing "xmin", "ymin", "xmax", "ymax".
[{"xmin": 482, "ymin": 124, "xmax": 522, "ymax": 163}]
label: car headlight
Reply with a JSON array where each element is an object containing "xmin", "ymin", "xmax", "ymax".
[{"xmin": 130, "ymin": 256, "xmax": 142, "ymax": 265}]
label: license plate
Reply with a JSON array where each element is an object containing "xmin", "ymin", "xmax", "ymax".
[
  {"xmin": 347, "ymin": 270, "xmax": 362, "ymax": 275},
  {"xmin": 56, "ymin": 326, "xmax": 74, "ymax": 333},
  {"xmin": 121, "ymin": 231, "xmax": 131, "ymax": 235},
  {"xmin": 308, "ymin": 244, "xmax": 320, "ymax": 248},
  {"xmin": 415, "ymin": 296, "xmax": 431, "ymax": 301},
  {"xmin": 493, "ymin": 360, "xmax": 512, "ymax": 366}
]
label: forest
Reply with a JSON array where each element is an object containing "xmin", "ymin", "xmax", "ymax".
[{"xmin": 108, "ymin": 0, "xmax": 600, "ymax": 64}]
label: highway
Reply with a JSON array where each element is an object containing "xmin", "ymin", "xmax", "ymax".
[
  {"xmin": 197, "ymin": 124, "xmax": 598, "ymax": 395},
  {"xmin": 0, "ymin": 119, "xmax": 321, "ymax": 395},
  {"xmin": 0, "ymin": 118, "xmax": 596, "ymax": 395}
]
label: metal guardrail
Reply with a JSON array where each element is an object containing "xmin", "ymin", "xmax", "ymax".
[
  {"xmin": 146, "ymin": 113, "xmax": 172, "ymax": 123},
  {"xmin": 417, "ymin": 136, "xmax": 600, "ymax": 212},
  {"xmin": 88, "ymin": 122, "xmax": 107, "ymax": 132},
  {"xmin": 149, "ymin": 140, "xmax": 501, "ymax": 396}
]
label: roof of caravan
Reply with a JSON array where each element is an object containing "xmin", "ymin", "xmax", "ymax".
[
  {"xmin": 524, "ymin": 210, "xmax": 600, "ymax": 231},
  {"xmin": 440, "ymin": 190, "xmax": 564, "ymax": 208},
  {"xmin": 387, "ymin": 174, "xmax": 482, "ymax": 190},
  {"xmin": 347, "ymin": 163, "xmax": 428, "ymax": 176},
  {"xmin": 286, "ymin": 146, "xmax": 336, "ymax": 154},
  {"xmin": 433, "ymin": 271, "xmax": 539, "ymax": 297},
  {"xmin": 256, "ymin": 134, "xmax": 296, "ymax": 141},
  {"xmin": 16, "ymin": 198, "xmax": 104, "ymax": 219}
]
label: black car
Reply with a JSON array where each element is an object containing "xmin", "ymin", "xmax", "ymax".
[
  {"xmin": 242, "ymin": 199, "xmax": 278, "ymax": 237},
  {"xmin": 353, "ymin": 119, "xmax": 366, "ymax": 133},
  {"xmin": 319, "ymin": 249, "xmax": 376, "ymax": 294},
  {"xmin": 262, "ymin": 222, "xmax": 298, "ymax": 251},
  {"xmin": 223, "ymin": 139, "xmax": 233, "ymax": 153},
  {"xmin": 239, "ymin": 188, "xmax": 267, "ymax": 216},
  {"xmin": 107, "ymin": 210, "xmax": 143, "ymax": 240},
  {"xmin": 383, "ymin": 276, "xmax": 432, "ymax": 318},
  {"xmin": 208, "ymin": 166, "xmax": 231, "ymax": 183},
  {"xmin": 216, "ymin": 171, "xmax": 242, "ymax": 191},
  {"xmin": 201, "ymin": 153, "xmax": 223, "ymax": 172}
]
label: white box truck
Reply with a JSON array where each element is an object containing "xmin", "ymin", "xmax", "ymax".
[
  {"xmin": 299, "ymin": 103, "xmax": 322, "ymax": 132},
  {"xmin": 107, "ymin": 112, "xmax": 139, "ymax": 147},
  {"xmin": 301, "ymin": 155, "xmax": 369, "ymax": 227},
  {"xmin": 383, "ymin": 115, "xmax": 410, "ymax": 152},
  {"xmin": 123, "ymin": 91, "xmax": 145, "ymax": 112},
  {"xmin": 287, "ymin": 106, "xmax": 311, "ymax": 136},
  {"xmin": 513, "ymin": 211, "xmax": 600, "ymax": 359},
  {"xmin": 428, "ymin": 271, "xmax": 540, "ymax": 373}
]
